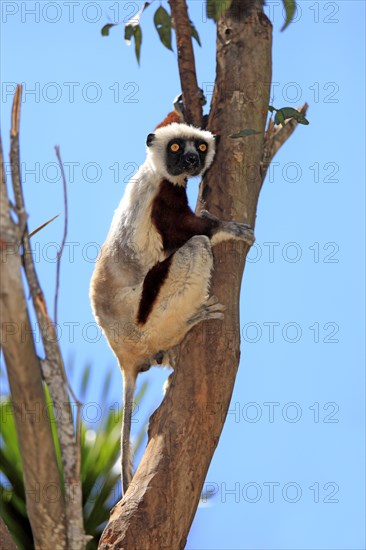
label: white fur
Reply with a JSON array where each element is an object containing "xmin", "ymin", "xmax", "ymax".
[{"xmin": 108, "ymin": 162, "xmax": 164, "ymax": 271}]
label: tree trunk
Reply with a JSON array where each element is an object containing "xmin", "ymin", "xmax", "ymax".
[{"xmin": 99, "ymin": 2, "xmax": 272, "ymax": 548}]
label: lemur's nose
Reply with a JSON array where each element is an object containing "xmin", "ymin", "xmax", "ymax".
[{"xmin": 185, "ymin": 153, "xmax": 199, "ymax": 166}]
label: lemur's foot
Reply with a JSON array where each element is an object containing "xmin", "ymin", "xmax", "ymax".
[{"xmin": 188, "ymin": 295, "xmax": 225, "ymax": 326}]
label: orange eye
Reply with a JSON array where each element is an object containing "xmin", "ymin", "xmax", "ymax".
[
  {"xmin": 170, "ymin": 143, "xmax": 180, "ymax": 152},
  {"xmin": 198, "ymin": 143, "xmax": 207, "ymax": 152}
]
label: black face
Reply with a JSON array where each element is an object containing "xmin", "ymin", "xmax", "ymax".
[{"xmin": 165, "ymin": 138, "xmax": 209, "ymax": 177}]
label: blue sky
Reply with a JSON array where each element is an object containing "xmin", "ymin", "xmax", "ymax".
[{"xmin": 1, "ymin": 1, "xmax": 365, "ymax": 548}]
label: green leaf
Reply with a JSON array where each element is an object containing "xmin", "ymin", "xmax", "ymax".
[
  {"xmin": 101, "ymin": 367, "xmax": 113, "ymax": 400},
  {"xmin": 230, "ymin": 129, "xmax": 261, "ymax": 139},
  {"xmin": 154, "ymin": 6, "xmax": 173, "ymax": 51},
  {"xmin": 133, "ymin": 25, "xmax": 143, "ymax": 64},
  {"xmin": 125, "ymin": 23, "xmax": 143, "ymax": 64},
  {"xmin": 0, "ymin": 399, "xmax": 33, "ymax": 548},
  {"xmin": 274, "ymin": 107, "xmax": 309, "ymax": 126},
  {"xmin": 275, "ymin": 110, "xmax": 286, "ymax": 127},
  {"xmin": 80, "ymin": 364, "xmax": 91, "ymax": 398},
  {"xmin": 276, "ymin": 107, "xmax": 300, "ymax": 119},
  {"xmin": 207, "ymin": 0, "xmax": 233, "ymax": 22},
  {"xmin": 135, "ymin": 381, "xmax": 149, "ymax": 405},
  {"xmin": 295, "ymin": 113, "xmax": 309, "ymax": 125},
  {"xmin": 124, "ymin": 24, "xmax": 134, "ymax": 42},
  {"xmin": 190, "ymin": 21, "xmax": 201, "ymax": 46},
  {"xmin": 101, "ymin": 23, "xmax": 116, "ymax": 36},
  {"xmin": 281, "ymin": 0, "xmax": 297, "ymax": 31}
]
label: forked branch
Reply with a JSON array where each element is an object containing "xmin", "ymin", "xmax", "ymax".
[{"xmin": 261, "ymin": 103, "xmax": 309, "ymax": 183}]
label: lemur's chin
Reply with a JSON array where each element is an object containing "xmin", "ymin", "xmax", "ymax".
[
  {"xmin": 183, "ymin": 166, "xmax": 202, "ymax": 177},
  {"xmin": 166, "ymin": 167, "xmax": 202, "ymax": 179}
]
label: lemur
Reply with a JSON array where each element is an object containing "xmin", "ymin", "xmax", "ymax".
[{"xmin": 90, "ymin": 102, "xmax": 255, "ymax": 494}]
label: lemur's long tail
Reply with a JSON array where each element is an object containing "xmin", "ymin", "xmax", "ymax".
[{"xmin": 121, "ymin": 371, "xmax": 137, "ymax": 495}]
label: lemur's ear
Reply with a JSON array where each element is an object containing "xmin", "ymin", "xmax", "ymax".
[{"xmin": 146, "ymin": 133, "xmax": 155, "ymax": 147}]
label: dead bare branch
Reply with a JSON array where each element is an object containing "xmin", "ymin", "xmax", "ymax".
[
  {"xmin": 53, "ymin": 145, "xmax": 68, "ymax": 326},
  {"xmin": 1, "ymin": 108, "xmax": 68, "ymax": 550},
  {"xmin": 52, "ymin": 146, "xmax": 83, "ymax": 446},
  {"xmin": 28, "ymin": 214, "xmax": 59, "ymax": 239},
  {"xmin": 8, "ymin": 85, "xmax": 85, "ymax": 550}
]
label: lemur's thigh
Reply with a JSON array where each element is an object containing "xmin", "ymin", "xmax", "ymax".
[{"xmin": 140, "ymin": 236, "xmax": 213, "ymax": 346}]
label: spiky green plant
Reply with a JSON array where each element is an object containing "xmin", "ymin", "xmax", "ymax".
[{"xmin": 0, "ymin": 365, "xmax": 148, "ymax": 549}]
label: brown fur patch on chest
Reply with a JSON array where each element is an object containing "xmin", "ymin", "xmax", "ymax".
[
  {"xmin": 137, "ymin": 254, "xmax": 174, "ymax": 325},
  {"xmin": 151, "ymin": 179, "xmax": 216, "ymax": 253}
]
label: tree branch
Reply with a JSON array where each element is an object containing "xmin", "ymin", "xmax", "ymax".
[
  {"xmin": 168, "ymin": 0, "xmax": 202, "ymax": 126},
  {"xmin": 260, "ymin": 103, "xmax": 309, "ymax": 183},
  {"xmin": 1, "ymin": 108, "xmax": 68, "ymax": 549},
  {"xmin": 52, "ymin": 145, "xmax": 83, "ymax": 460},
  {"xmin": 8, "ymin": 86, "xmax": 85, "ymax": 550},
  {"xmin": 53, "ymin": 145, "xmax": 68, "ymax": 327},
  {"xmin": 28, "ymin": 214, "xmax": 60, "ymax": 239}
]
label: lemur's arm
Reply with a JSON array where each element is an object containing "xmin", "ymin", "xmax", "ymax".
[
  {"xmin": 152, "ymin": 180, "xmax": 253, "ymax": 253},
  {"xmin": 151, "ymin": 180, "xmax": 219, "ymax": 252}
]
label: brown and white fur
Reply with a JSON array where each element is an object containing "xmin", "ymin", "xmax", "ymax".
[{"xmin": 90, "ymin": 120, "xmax": 254, "ymax": 494}]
